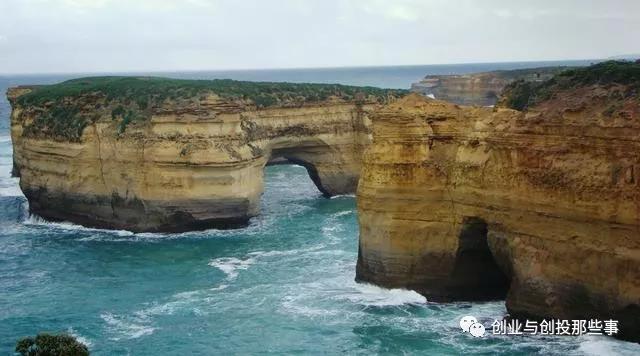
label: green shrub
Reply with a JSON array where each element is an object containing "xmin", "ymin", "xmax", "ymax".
[
  {"xmin": 500, "ymin": 60, "xmax": 640, "ymax": 110},
  {"xmin": 17, "ymin": 76, "xmax": 407, "ymax": 109},
  {"xmin": 135, "ymin": 96, "xmax": 149, "ymax": 110},
  {"xmin": 110, "ymin": 105, "xmax": 125, "ymax": 120},
  {"xmin": 22, "ymin": 106, "xmax": 88, "ymax": 142},
  {"xmin": 117, "ymin": 109, "xmax": 140, "ymax": 134},
  {"xmin": 15, "ymin": 333, "xmax": 89, "ymax": 356},
  {"xmin": 502, "ymin": 80, "xmax": 534, "ymax": 111}
]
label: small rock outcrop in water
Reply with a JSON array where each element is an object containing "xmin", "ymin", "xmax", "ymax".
[
  {"xmin": 411, "ymin": 66, "xmax": 569, "ymax": 106},
  {"xmin": 15, "ymin": 333, "xmax": 89, "ymax": 356},
  {"xmin": 357, "ymin": 61, "xmax": 640, "ymax": 341},
  {"xmin": 7, "ymin": 77, "xmax": 406, "ymax": 232}
]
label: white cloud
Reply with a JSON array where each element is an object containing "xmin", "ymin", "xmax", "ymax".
[
  {"xmin": 62, "ymin": 0, "xmax": 111, "ymax": 9},
  {"xmin": 0, "ymin": 0, "xmax": 638, "ymax": 74},
  {"xmin": 361, "ymin": 1, "xmax": 421, "ymax": 22},
  {"xmin": 494, "ymin": 9, "xmax": 513, "ymax": 18}
]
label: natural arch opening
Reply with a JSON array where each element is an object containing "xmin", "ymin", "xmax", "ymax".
[
  {"xmin": 267, "ymin": 146, "xmax": 336, "ymax": 198},
  {"xmin": 449, "ymin": 217, "xmax": 510, "ymax": 300},
  {"xmin": 280, "ymin": 156, "xmax": 331, "ymax": 198}
]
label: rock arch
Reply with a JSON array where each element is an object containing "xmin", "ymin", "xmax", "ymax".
[{"xmin": 11, "ymin": 97, "xmax": 376, "ymax": 232}]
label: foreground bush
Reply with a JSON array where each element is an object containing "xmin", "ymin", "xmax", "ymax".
[{"xmin": 15, "ymin": 333, "xmax": 89, "ymax": 356}]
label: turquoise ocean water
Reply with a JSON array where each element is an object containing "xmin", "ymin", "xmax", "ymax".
[{"xmin": 1, "ymin": 62, "xmax": 639, "ymax": 355}]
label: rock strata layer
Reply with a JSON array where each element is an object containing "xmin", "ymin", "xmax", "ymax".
[{"xmin": 356, "ymin": 93, "xmax": 640, "ymax": 341}]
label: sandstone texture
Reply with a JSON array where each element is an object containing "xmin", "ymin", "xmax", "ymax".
[
  {"xmin": 8, "ymin": 77, "xmax": 403, "ymax": 232},
  {"xmin": 411, "ymin": 67, "xmax": 566, "ymax": 106},
  {"xmin": 357, "ymin": 81, "xmax": 640, "ymax": 340}
]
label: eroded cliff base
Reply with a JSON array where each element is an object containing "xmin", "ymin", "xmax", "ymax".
[{"xmin": 23, "ymin": 187, "xmax": 253, "ymax": 232}]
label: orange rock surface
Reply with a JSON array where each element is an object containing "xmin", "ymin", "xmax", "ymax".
[{"xmin": 356, "ymin": 93, "xmax": 640, "ymax": 341}]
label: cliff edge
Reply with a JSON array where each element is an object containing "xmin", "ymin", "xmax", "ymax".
[{"xmin": 357, "ymin": 61, "xmax": 640, "ymax": 341}]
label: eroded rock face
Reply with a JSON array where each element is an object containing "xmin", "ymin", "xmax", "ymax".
[
  {"xmin": 9, "ymin": 88, "xmax": 376, "ymax": 232},
  {"xmin": 356, "ymin": 93, "xmax": 640, "ymax": 341},
  {"xmin": 410, "ymin": 67, "xmax": 566, "ymax": 106}
]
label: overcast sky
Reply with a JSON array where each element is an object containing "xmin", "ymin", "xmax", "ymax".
[{"xmin": 0, "ymin": 0, "xmax": 638, "ymax": 74}]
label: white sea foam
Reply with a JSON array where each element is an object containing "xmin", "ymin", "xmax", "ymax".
[
  {"xmin": 279, "ymin": 282, "xmax": 426, "ymax": 320},
  {"xmin": 21, "ymin": 209, "xmax": 254, "ymax": 241},
  {"xmin": 23, "ymin": 214, "xmax": 135, "ymax": 237},
  {"xmin": 332, "ymin": 210, "xmax": 353, "ymax": 218},
  {"xmin": 344, "ymin": 283, "xmax": 427, "ymax": 306},
  {"xmin": 329, "ymin": 194, "xmax": 355, "ymax": 199},
  {"xmin": 128, "ymin": 281, "xmax": 236, "ymax": 323},
  {"xmin": 0, "ymin": 185, "xmax": 22, "ymax": 197},
  {"xmin": 281, "ymin": 295, "xmax": 340, "ymax": 317},
  {"xmin": 67, "ymin": 327, "xmax": 92, "ymax": 348},
  {"xmin": 0, "ymin": 167, "xmax": 21, "ymax": 196},
  {"xmin": 19, "ymin": 210, "xmax": 280, "ymax": 242},
  {"xmin": 278, "ymin": 258, "xmax": 427, "ymax": 318},
  {"xmin": 248, "ymin": 244, "xmax": 325, "ymax": 258},
  {"xmin": 100, "ymin": 312, "xmax": 155, "ymax": 340},
  {"xmin": 578, "ymin": 336, "xmax": 640, "ymax": 356},
  {"xmin": 208, "ymin": 257, "xmax": 255, "ymax": 280},
  {"xmin": 136, "ymin": 296, "xmax": 196, "ymax": 317},
  {"xmin": 320, "ymin": 209, "xmax": 353, "ymax": 244}
]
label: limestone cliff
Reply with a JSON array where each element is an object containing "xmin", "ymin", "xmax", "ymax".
[
  {"xmin": 8, "ymin": 77, "xmax": 405, "ymax": 232},
  {"xmin": 357, "ymin": 61, "xmax": 640, "ymax": 341},
  {"xmin": 411, "ymin": 67, "xmax": 568, "ymax": 106}
]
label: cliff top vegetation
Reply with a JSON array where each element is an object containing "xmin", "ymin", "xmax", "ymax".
[
  {"xmin": 500, "ymin": 60, "xmax": 640, "ymax": 111},
  {"xmin": 12, "ymin": 76, "xmax": 407, "ymax": 141},
  {"xmin": 15, "ymin": 76, "xmax": 407, "ymax": 108},
  {"xmin": 489, "ymin": 66, "xmax": 572, "ymax": 80}
]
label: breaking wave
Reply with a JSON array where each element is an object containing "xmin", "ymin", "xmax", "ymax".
[
  {"xmin": 208, "ymin": 257, "xmax": 256, "ymax": 280},
  {"xmin": 100, "ymin": 312, "xmax": 155, "ymax": 340}
]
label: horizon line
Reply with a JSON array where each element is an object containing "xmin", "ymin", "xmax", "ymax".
[{"xmin": 0, "ymin": 57, "xmax": 607, "ymax": 77}]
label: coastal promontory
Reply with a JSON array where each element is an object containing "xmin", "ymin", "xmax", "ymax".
[
  {"xmin": 357, "ymin": 61, "xmax": 640, "ymax": 341},
  {"xmin": 411, "ymin": 66, "xmax": 569, "ymax": 106}
]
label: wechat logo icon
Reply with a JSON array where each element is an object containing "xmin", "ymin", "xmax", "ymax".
[{"xmin": 460, "ymin": 315, "xmax": 485, "ymax": 338}]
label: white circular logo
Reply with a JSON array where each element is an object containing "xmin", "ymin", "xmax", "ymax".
[
  {"xmin": 459, "ymin": 315, "xmax": 478, "ymax": 332},
  {"xmin": 469, "ymin": 322, "xmax": 486, "ymax": 338}
]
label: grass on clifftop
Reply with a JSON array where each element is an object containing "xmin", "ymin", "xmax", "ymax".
[
  {"xmin": 17, "ymin": 76, "xmax": 407, "ymax": 108},
  {"xmin": 16, "ymin": 76, "xmax": 407, "ymax": 141},
  {"xmin": 501, "ymin": 60, "xmax": 640, "ymax": 111}
]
